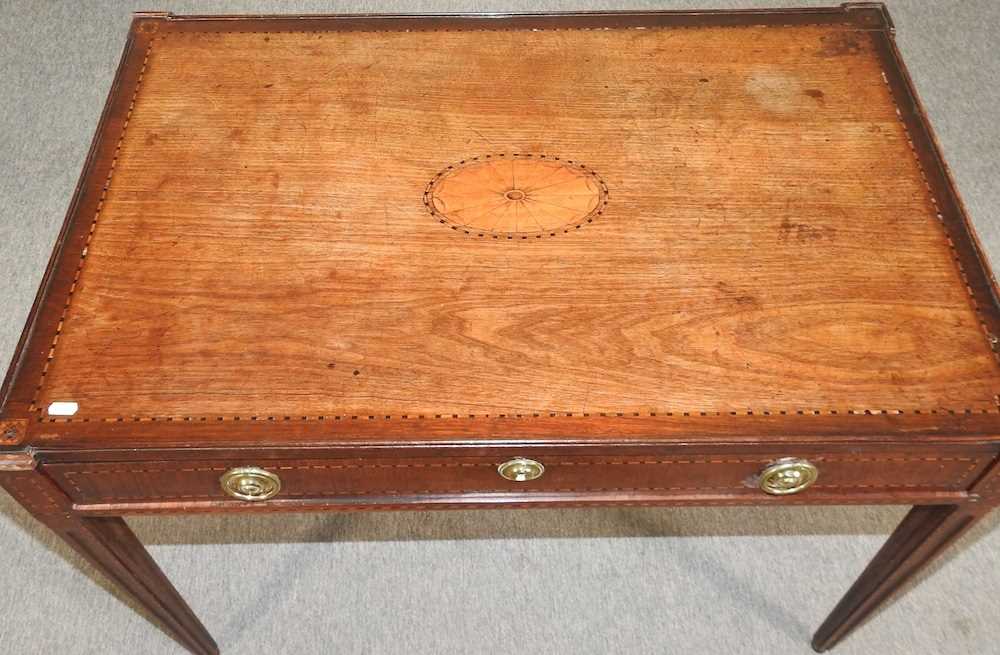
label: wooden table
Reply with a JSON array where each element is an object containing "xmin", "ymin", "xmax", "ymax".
[{"xmin": 2, "ymin": 5, "xmax": 997, "ymax": 653}]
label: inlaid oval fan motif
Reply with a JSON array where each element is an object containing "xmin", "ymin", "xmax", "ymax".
[{"xmin": 424, "ymin": 154, "xmax": 608, "ymax": 238}]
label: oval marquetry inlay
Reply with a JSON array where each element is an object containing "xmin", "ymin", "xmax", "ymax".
[{"xmin": 424, "ymin": 154, "xmax": 608, "ymax": 238}]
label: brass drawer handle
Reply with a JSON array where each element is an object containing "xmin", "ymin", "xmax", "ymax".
[
  {"xmin": 498, "ymin": 457, "xmax": 545, "ymax": 482},
  {"xmin": 758, "ymin": 458, "xmax": 818, "ymax": 495},
  {"xmin": 221, "ymin": 466, "xmax": 281, "ymax": 501}
]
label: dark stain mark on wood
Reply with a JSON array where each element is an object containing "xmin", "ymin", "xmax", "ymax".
[
  {"xmin": 818, "ymin": 33, "xmax": 862, "ymax": 57},
  {"xmin": 779, "ymin": 216, "xmax": 837, "ymax": 243},
  {"xmin": 805, "ymin": 88, "xmax": 826, "ymax": 105}
]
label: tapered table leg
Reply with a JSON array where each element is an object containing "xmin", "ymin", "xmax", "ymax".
[
  {"xmin": 812, "ymin": 503, "xmax": 990, "ymax": 652},
  {"xmin": 0, "ymin": 454, "xmax": 218, "ymax": 655}
]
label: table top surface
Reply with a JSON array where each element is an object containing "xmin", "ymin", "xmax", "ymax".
[{"xmin": 4, "ymin": 6, "xmax": 1000, "ymax": 449}]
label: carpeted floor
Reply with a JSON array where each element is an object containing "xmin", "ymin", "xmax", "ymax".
[{"xmin": 1, "ymin": 1, "xmax": 998, "ymax": 654}]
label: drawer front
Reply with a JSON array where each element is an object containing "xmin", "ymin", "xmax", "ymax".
[{"xmin": 45, "ymin": 451, "xmax": 991, "ymax": 506}]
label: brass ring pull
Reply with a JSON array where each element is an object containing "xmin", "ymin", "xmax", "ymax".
[
  {"xmin": 498, "ymin": 457, "xmax": 545, "ymax": 482},
  {"xmin": 221, "ymin": 466, "xmax": 282, "ymax": 501},
  {"xmin": 758, "ymin": 458, "xmax": 818, "ymax": 495}
]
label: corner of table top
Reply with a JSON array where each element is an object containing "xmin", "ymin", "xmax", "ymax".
[
  {"xmin": 130, "ymin": 11, "xmax": 173, "ymax": 36},
  {"xmin": 841, "ymin": 2, "xmax": 895, "ymax": 33},
  {"xmin": 0, "ymin": 418, "xmax": 28, "ymax": 447}
]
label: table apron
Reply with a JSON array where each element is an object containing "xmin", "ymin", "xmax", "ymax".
[{"xmin": 39, "ymin": 445, "xmax": 998, "ymax": 514}]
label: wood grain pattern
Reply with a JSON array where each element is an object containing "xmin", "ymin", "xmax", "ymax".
[{"xmin": 10, "ymin": 23, "xmax": 993, "ymax": 424}]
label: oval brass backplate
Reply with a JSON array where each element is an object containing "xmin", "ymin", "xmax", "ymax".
[
  {"xmin": 758, "ymin": 458, "xmax": 819, "ymax": 495},
  {"xmin": 220, "ymin": 466, "xmax": 282, "ymax": 501},
  {"xmin": 498, "ymin": 457, "xmax": 545, "ymax": 482}
]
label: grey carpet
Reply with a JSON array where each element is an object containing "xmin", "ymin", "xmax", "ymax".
[{"xmin": 1, "ymin": 1, "xmax": 998, "ymax": 654}]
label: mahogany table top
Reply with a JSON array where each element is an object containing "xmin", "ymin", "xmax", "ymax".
[{"xmin": 3, "ymin": 4, "xmax": 1000, "ymax": 449}]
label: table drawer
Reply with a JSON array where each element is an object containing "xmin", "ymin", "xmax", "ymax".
[{"xmin": 45, "ymin": 451, "xmax": 991, "ymax": 506}]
